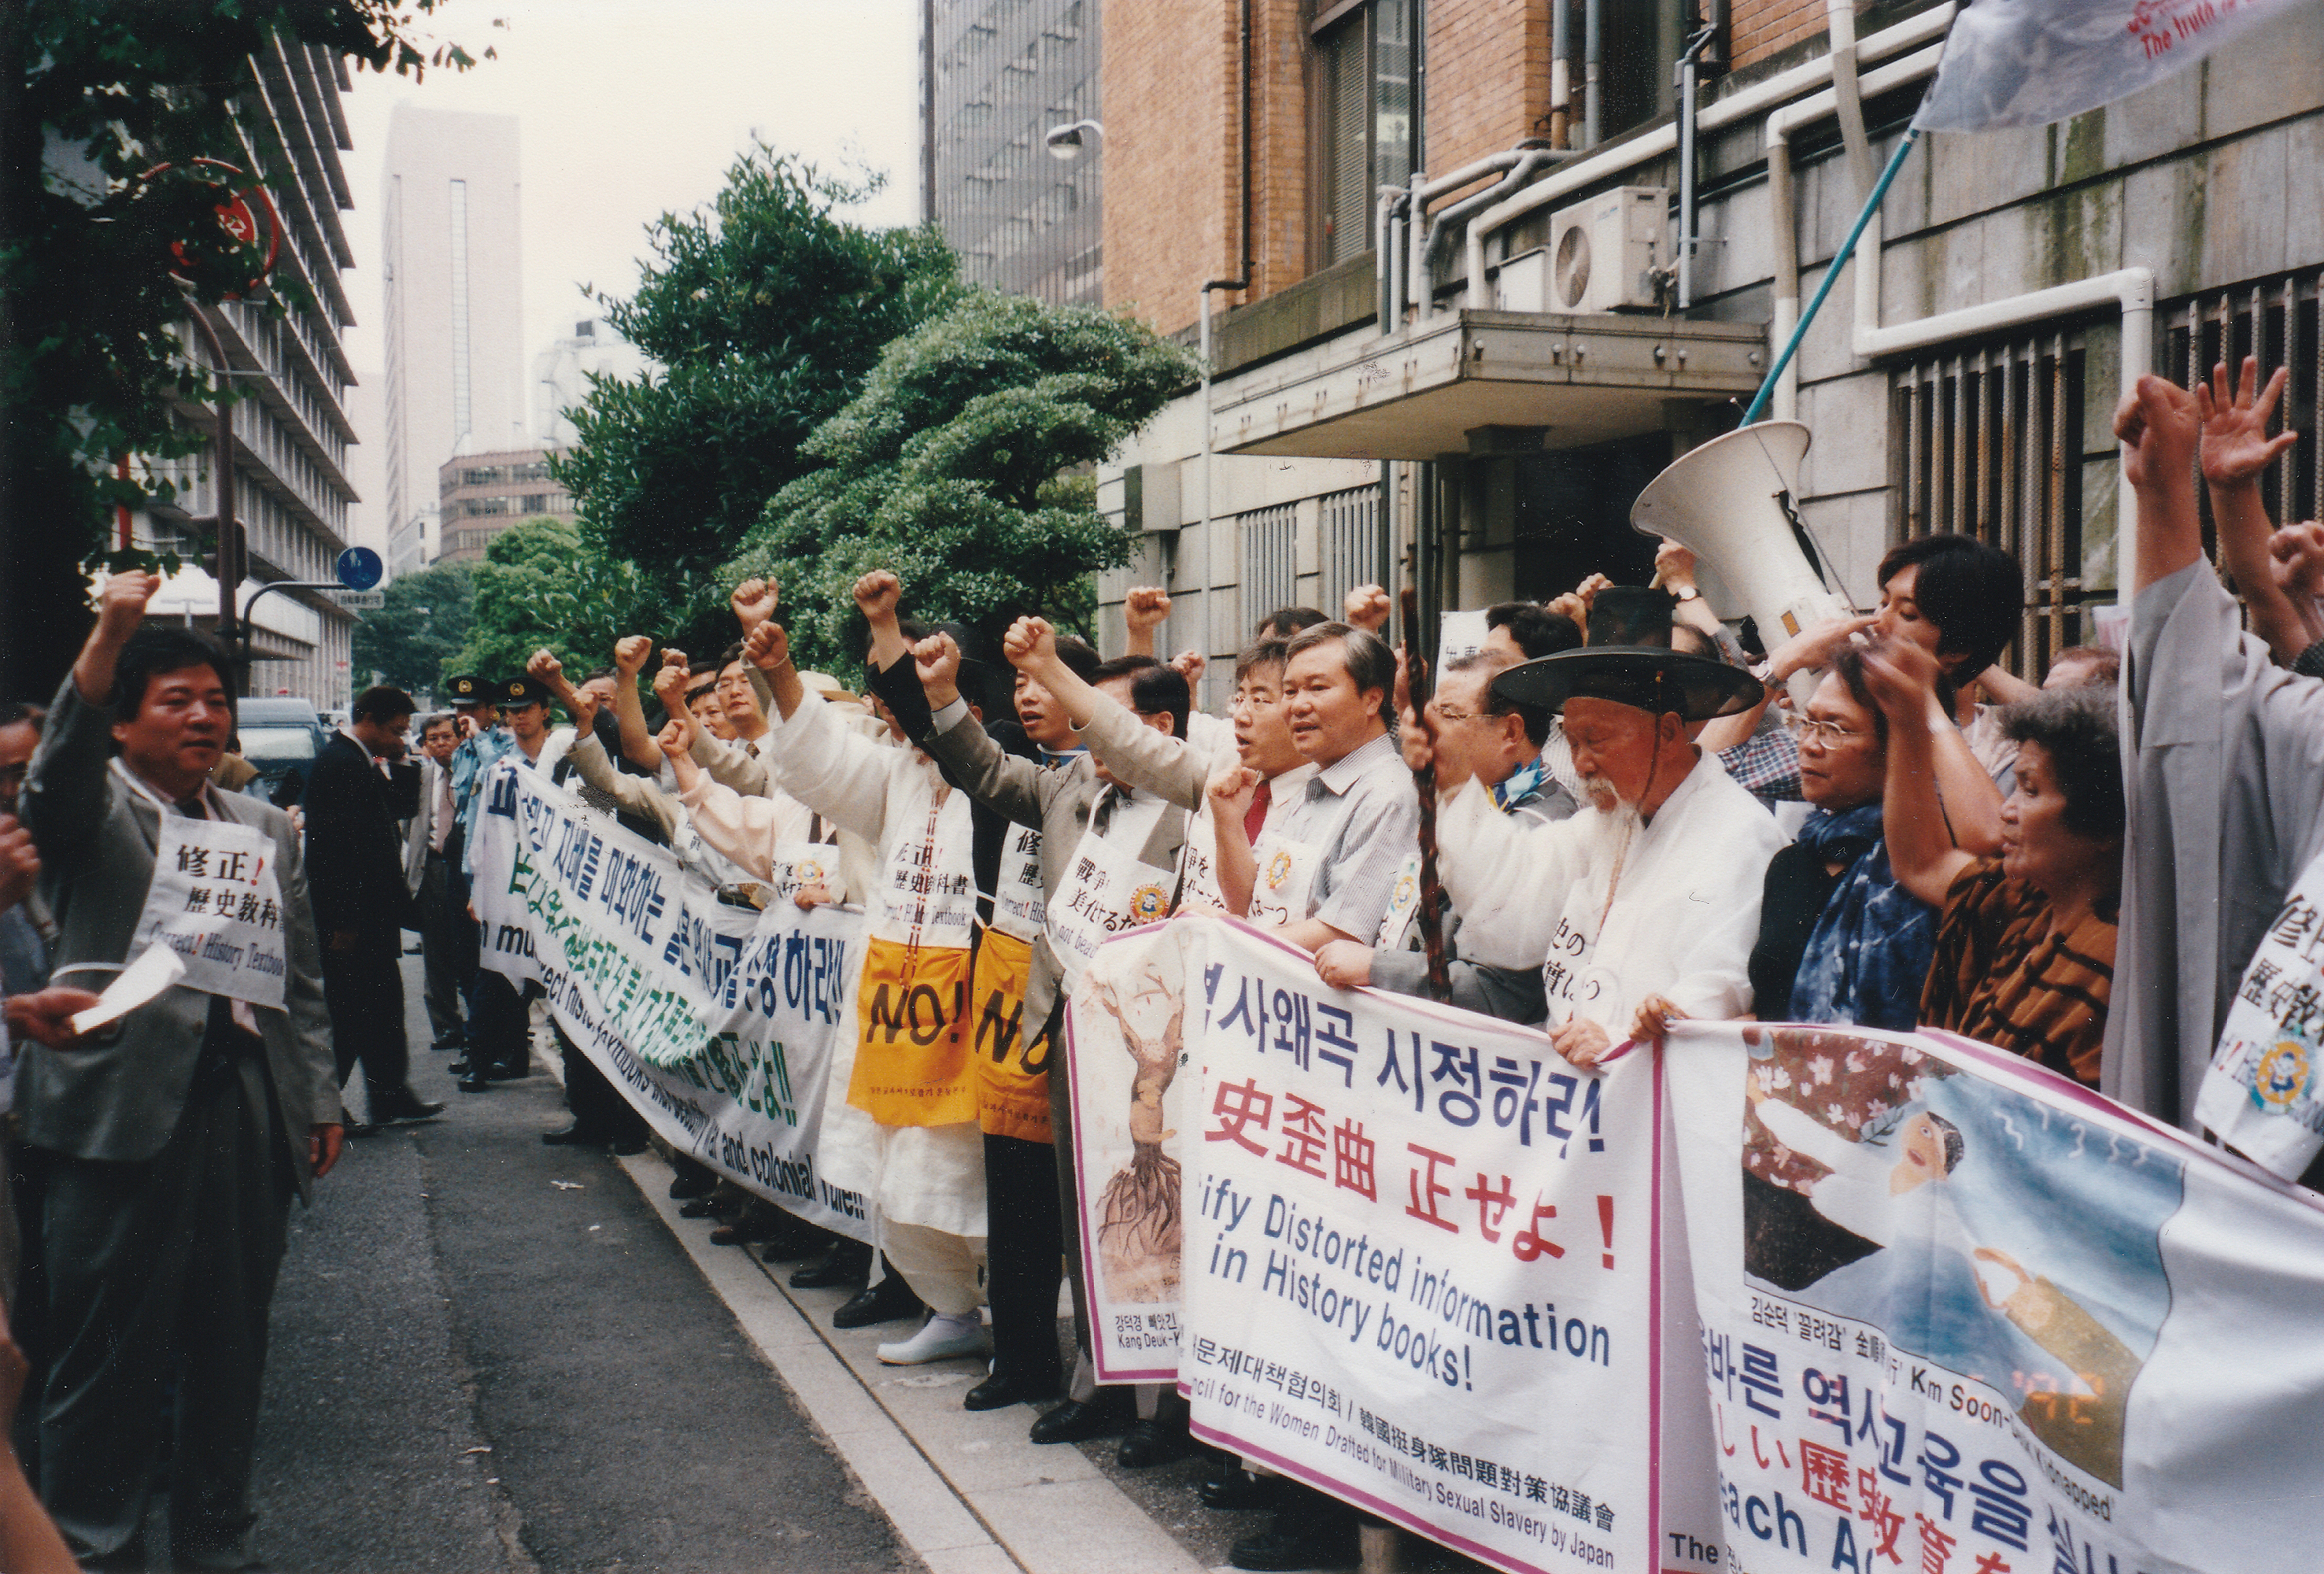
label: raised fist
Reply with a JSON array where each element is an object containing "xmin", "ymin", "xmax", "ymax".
[
  {"xmin": 94, "ymin": 571, "xmax": 161, "ymax": 642},
  {"xmin": 652, "ymin": 660, "xmax": 689, "ymax": 708},
  {"xmin": 1124, "ymin": 586, "xmax": 1172, "ymax": 634},
  {"xmin": 853, "ymin": 571, "xmax": 903, "ymax": 623},
  {"xmin": 655, "ymin": 716, "xmax": 690, "ymax": 757},
  {"xmin": 1169, "ymin": 649, "xmax": 1206, "ymax": 688},
  {"xmin": 730, "ymin": 578, "xmax": 779, "ymax": 633},
  {"xmin": 913, "ymin": 632, "xmax": 962, "ymax": 704},
  {"xmin": 614, "ymin": 635, "xmax": 652, "ymax": 676},
  {"xmin": 1002, "ymin": 615, "xmax": 1056, "ymax": 671},
  {"xmin": 744, "ymin": 620, "xmax": 790, "ymax": 673},
  {"xmin": 1653, "ymin": 539, "xmax": 1698, "ymax": 593},
  {"xmin": 1342, "ymin": 584, "xmax": 1391, "ymax": 634},
  {"xmin": 526, "ymin": 648, "xmax": 563, "ymax": 682}
]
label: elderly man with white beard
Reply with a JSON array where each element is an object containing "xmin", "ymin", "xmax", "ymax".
[{"xmin": 1421, "ymin": 633, "xmax": 1789, "ymax": 1066}]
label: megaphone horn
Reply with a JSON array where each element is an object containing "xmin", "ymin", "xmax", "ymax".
[{"xmin": 1631, "ymin": 420, "xmax": 1853, "ymax": 706}]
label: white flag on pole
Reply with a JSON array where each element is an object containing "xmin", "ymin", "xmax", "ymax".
[{"xmin": 1914, "ymin": 0, "xmax": 2313, "ymax": 131}]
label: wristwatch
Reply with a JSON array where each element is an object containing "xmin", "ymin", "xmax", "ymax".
[{"xmin": 1673, "ymin": 586, "xmax": 1701, "ymax": 603}]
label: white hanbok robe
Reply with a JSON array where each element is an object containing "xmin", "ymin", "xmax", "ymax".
[
  {"xmin": 1434, "ymin": 752, "xmax": 1788, "ymax": 1038},
  {"xmin": 756, "ymin": 687, "xmax": 986, "ymax": 1240}
]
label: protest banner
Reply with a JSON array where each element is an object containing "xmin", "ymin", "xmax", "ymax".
[
  {"xmin": 1666, "ymin": 1018, "xmax": 2324, "ymax": 1574},
  {"xmin": 1065, "ymin": 918, "xmax": 1203, "ymax": 1381},
  {"xmin": 470, "ymin": 760, "xmax": 870, "ymax": 1241},
  {"xmin": 1151, "ymin": 912, "xmax": 1719, "ymax": 1574}
]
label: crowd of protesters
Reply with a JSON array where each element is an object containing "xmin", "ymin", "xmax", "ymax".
[{"xmin": 2, "ymin": 357, "xmax": 2322, "ymax": 1570}]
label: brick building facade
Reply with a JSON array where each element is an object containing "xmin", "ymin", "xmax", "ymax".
[{"xmin": 1087, "ymin": 0, "xmax": 2324, "ymax": 699}]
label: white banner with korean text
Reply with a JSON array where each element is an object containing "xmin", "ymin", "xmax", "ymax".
[
  {"xmin": 1124, "ymin": 912, "xmax": 1718, "ymax": 1574},
  {"xmin": 469, "ymin": 760, "xmax": 871, "ymax": 1242},
  {"xmin": 1667, "ymin": 1019, "xmax": 2324, "ymax": 1574}
]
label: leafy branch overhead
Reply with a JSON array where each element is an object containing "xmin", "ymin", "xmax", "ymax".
[
  {"xmin": 729, "ymin": 291, "xmax": 1199, "ymax": 671},
  {"xmin": 552, "ymin": 146, "xmax": 962, "ymax": 650}
]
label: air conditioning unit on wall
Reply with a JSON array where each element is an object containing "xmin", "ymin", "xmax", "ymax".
[{"xmin": 1496, "ymin": 187, "xmax": 1667, "ymax": 313}]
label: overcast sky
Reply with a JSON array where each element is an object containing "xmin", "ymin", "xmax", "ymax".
[{"xmin": 337, "ymin": 0, "xmax": 922, "ymax": 380}]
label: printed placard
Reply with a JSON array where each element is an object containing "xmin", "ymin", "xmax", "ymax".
[{"xmin": 471, "ymin": 761, "xmax": 870, "ymax": 1240}]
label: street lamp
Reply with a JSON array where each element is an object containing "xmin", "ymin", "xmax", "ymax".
[{"xmin": 1044, "ymin": 119, "xmax": 1104, "ymax": 161}]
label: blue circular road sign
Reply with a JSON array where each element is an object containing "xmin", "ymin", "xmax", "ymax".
[{"xmin": 336, "ymin": 546, "xmax": 383, "ymax": 590}]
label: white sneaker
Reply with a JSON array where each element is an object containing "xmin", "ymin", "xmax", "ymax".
[{"xmin": 877, "ymin": 1310, "xmax": 987, "ymax": 1365}]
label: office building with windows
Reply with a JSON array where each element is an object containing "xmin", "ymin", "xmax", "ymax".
[
  {"xmin": 1093, "ymin": 0, "xmax": 2324, "ymax": 692},
  {"xmin": 922, "ymin": 0, "xmax": 1102, "ymax": 305},
  {"xmin": 132, "ymin": 39, "xmax": 363, "ymax": 707},
  {"xmin": 380, "ymin": 105, "xmax": 526, "ymax": 575},
  {"xmin": 434, "ymin": 446, "xmax": 573, "ymax": 566}
]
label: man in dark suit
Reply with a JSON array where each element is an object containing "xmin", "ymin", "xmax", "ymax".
[
  {"xmin": 20, "ymin": 572, "xmax": 341, "ymax": 1569},
  {"xmin": 304, "ymin": 685, "xmax": 442, "ymax": 1129}
]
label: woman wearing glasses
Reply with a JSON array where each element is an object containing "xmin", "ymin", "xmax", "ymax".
[{"xmin": 1744, "ymin": 645, "xmax": 1944, "ymax": 1030}]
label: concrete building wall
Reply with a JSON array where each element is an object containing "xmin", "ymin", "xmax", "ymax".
[
  {"xmin": 381, "ymin": 106, "xmax": 526, "ymax": 569},
  {"xmin": 435, "ymin": 446, "xmax": 573, "ymax": 567},
  {"xmin": 926, "ymin": 0, "xmax": 1105, "ymax": 304}
]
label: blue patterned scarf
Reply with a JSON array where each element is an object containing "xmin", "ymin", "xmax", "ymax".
[
  {"xmin": 1789, "ymin": 804, "xmax": 1938, "ymax": 1032},
  {"xmin": 1495, "ymin": 756, "xmax": 1550, "ymax": 813}
]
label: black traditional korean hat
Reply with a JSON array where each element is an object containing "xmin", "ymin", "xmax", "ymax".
[
  {"xmin": 446, "ymin": 673, "xmax": 492, "ymax": 706},
  {"xmin": 1491, "ymin": 585, "xmax": 1762, "ymax": 722}
]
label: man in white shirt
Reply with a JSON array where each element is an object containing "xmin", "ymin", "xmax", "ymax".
[
  {"xmin": 1427, "ymin": 638, "xmax": 1786, "ymax": 1066},
  {"xmin": 404, "ymin": 713, "xmax": 470, "ymax": 1055}
]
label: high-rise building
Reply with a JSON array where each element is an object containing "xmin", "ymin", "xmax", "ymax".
[
  {"xmin": 531, "ymin": 318, "xmax": 652, "ymax": 448},
  {"xmin": 922, "ymin": 0, "xmax": 1101, "ymax": 305},
  {"xmin": 134, "ymin": 39, "xmax": 364, "ymax": 708},
  {"xmin": 380, "ymin": 105, "xmax": 526, "ymax": 571}
]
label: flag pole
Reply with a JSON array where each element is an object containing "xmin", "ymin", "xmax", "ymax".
[{"xmin": 1740, "ymin": 125, "xmax": 1921, "ymax": 426}]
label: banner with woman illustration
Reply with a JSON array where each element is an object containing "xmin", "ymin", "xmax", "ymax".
[{"xmin": 1665, "ymin": 1019, "xmax": 2324, "ymax": 1574}]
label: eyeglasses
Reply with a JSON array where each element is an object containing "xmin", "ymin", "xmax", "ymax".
[
  {"xmin": 1432, "ymin": 705, "xmax": 1481, "ymax": 726},
  {"xmin": 1797, "ymin": 718, "xmax": 1873, "ymax": 747}
]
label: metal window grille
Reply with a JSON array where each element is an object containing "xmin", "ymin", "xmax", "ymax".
[
  {"xmin": 2166, "ymin": 271, "xmax": 2324, "ymax": 563},
  {"xmin": 1240, "ymin": 504, "xmax": 1299, "ymax": 633},
  {"xmin": 1890, "ymin": 333, "xmax": 2086, "ymax": 677},
  {"xmin": 1318, "ymin": 482, "xmax": 1384, "ymax": 616}
]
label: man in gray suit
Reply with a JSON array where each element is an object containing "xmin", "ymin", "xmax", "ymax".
[
  {"xmin": 19, "ymin": 571, "xmax": 339, "ymax": 1570},
  {"xmin": 901, "ymin": 615, "xmax": 1192, "ymax": 1455}
]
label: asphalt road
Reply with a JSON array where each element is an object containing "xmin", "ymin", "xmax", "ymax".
[{"xmin": 244, "ymin": 955, "xmax": 911, "ymax": 1574}]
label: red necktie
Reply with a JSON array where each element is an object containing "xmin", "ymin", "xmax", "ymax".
[{"xmin": 1243, "ymin": 778, "xmax": 1272, "ymax": 843}]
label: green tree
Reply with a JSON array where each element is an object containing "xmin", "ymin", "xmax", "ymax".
[
  {"xmin": 0, "ymin": 0, "xmax": 478, "ymax": 697},
  {"xmin": 448, "ymin": 518, "xmax": 646, "ymax": 685},
  {"xmin": 552, "ymin": 145, "xmax": 961, "ymax": 653},
  {"xmin": 727, "ymin": 291, "xmax": 1199, "ymax": 671},
  {"xmin": 351, "ymin": 562, "xmax": 473, "ymax": 696}
]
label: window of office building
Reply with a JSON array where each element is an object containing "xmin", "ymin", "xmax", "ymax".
[{"xmin": 1314, "ymin": 0, "xmax": 1418, "ymax": 269}]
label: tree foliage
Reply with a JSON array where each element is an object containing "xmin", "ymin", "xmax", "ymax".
[
  {"xmin": 727, "ymin": 291, "xmax": 1199, "ymax": 671},
  {"xmin": 552, "ymin": 146, "xmax": 961, "ymax": 651},
  {"xmin": 448, "ymin": 519, "xmax": 645, "ymax": 685},
  {"xmin": 0, "ymin": 0, "xmax": 479, "ymax": 695},
  {"xmin": 350, "ymin": 562, "xmax": 473, "ymax": 696}
]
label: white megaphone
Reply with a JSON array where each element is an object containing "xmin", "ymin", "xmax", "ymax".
[{"xmin": 1630, "ymin": 420, "xmax": 1853, "ymax": 707}]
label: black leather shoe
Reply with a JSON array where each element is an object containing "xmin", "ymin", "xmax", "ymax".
[
  {"xmin": 429, "ymin": 1036, "xmax": 466, "ymax": 1054},
  {"xmin": 541, "ymin": 1124, "xmax": 610, "ymax": 1147},
  {"xmin": 371, "ymin": 1088, "xmax": 445, "ymax": 1124},
  {"xmin": 678, "ymin": 1197, "xmax": 719, "ymax": 1219},
  {"xmin": 1117, "ymin": 1415, "xmax": 1189, "ymax": 1469},
  {"xmin": 447, "ymin": 1056, "xmax": 476, "ymax": 1077},
  {"xmin": 963, "ymin": 1369, "xmax": 1062, "ymax": 1411},
  {"xmin": 342, "ymin": 1119, "xmax": 381, "ymax": 1139},
  {"xmin": 486, "ymin": 1059, "xmax": 528, "ymax": 1081},
  {"xmin": 1028, "ymin": 1391, "xmax": 1135, "ymax": 1445},
  {"xmin": 668, "ymin": 1169, "xmax": 715, "ymax": 1201},
  {"xmin": 457, "ymin": 1071, "xmax": 491, "ymax": 1094},
  {"xmin": 1227, "ymin": 1506, "xmax": 1359, "ymax": 1572},
  {"xmin": 1199, "ymin": 1469, "xmax": 1281, "ymax": 1511},
  {"xmin": 789, "ymin": 1241, "xmax": 873, "ymax": 1290},
  {"xmin": 829, "ymin": 1274, "xmax": 922, "ymax": 1329}
]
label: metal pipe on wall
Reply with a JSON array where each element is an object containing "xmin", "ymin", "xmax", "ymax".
[
  {"xmin": 1551, "ymin": 0, "xmax": 1572, "ymax": 148},
  {"xmin": 1674, "ymin": 23, "xmax": 1716, "ymax": 310},
  {"xmin": 1583, "ymin": 0, "xmax": 1602, "ymax": 148}
]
